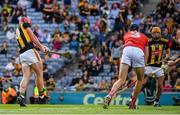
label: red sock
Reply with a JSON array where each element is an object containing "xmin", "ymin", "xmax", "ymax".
[{"xmin": 130, "ymin": 96, "xmax": 136, "ymax": 106}]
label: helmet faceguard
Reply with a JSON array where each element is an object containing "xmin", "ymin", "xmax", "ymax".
[{"xmin": 151, "ymin": 27, "xmax": 161, "ymax": 40}]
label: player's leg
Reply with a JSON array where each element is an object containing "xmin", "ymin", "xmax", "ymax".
[
  {"xmin": 17, "ymin": 65, "xmax": 32, "ymax": 107},
  {"xmin": 132, "ymin": 68, "xmax": 144, "ymax": 98},
  {"xmin": 156, "ymin": 76, "xmax": 164, "ymax": 99},
  {"xmin": 103, "ymin": 46, "xmax": 131, "ymax": 109},
  {"xmin": 31, "ymin": 61, "xmax": 46, "ymax": 102},
  {"xmin": 29, "ymin": 49, "xmax": 46, "ymax": 103},
  {"xmin": 31, "ymin": 49, "xmax": 46, "ymax": 96},
  {"xmin": 31, "ymin": 62, "xmax": 44, "ymax": 93},
  {"xmin": 103, "ymin": 63, "xmax": 129, "ymax": 109},
  {"xmin": 129, "ymin": 67, "xmax": 144, "ymax": 109},
  {"xmin": 109, "ymin": 63, "xmax": 129, "ymax": 97},
  {"xmin": 144, "ymin": 66, "xmax": 164, "ymax": 107},
  {"xmin": 149, "ymin": 66, "xmax": 165, "ymax": 107},
  {"xmin": 154, "ymin": 76, "xmax": 164, "ymax": 107},
  {"xmin": 31, "ymin": 61, "xmax": 47, "ymax": 104},
  {"xmin": 128, "ymin": 47, "xmax": 145, "ymax": 109}
]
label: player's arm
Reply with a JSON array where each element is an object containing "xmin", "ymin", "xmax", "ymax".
[
  {"xmin": 22, "ymin": 23, "xmax": 45, "ymax": 51},
  {"xmin": 165, "ymin": 48, "xmax": 171, "ymax": 59},
  {"xmin": 26, "ymin": 28, "xmax": 42, "ymax": 48},
  {"xmin": 144, "ymin": 37, "xmax": 149, "ymax": 65},
  {"xmin": 164, "ymin": 39, "xmax": 171, "ymax": 60},
  {"xmin": 144, "ymin": 45, "xmax": 149, "ymax": 65},
  {"xmin": 160, "ymin": 38, "xmax": 171, "ymax": 62},
  {"xmin": 26, "ymin": 27, "xmax": 48, "ymax": 52},
  {"xmin": 175, "ymin": 58, "xmax": 180, "ymax": 63},
  {"xmin": 168, "ymin": 58, "xmax": 180, "ymax": 66}
]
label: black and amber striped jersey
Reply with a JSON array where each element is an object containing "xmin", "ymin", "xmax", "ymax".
[
  {"xmin": 16, "ymin": 23, "xmax": 35, "ymax": 53},
  {"xmin": 147, "ymin": 38, "xmax": 170, "ymax": 67}
]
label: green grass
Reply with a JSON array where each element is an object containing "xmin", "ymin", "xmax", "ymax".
[{"xmin": 0, "ymin": 104, "xmax": 179, "ymax": 114}]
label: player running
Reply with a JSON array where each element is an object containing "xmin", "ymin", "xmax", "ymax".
[
  {"xmin": 16, "ymin": 17, "xmax": 49, "ymax": 106},
  {"xmin": 145, "ymin": 26, "xmax": 171, "ymax": 107},
  {"xmin": 103, "ymin": 24, "xmax": 149, "ymax": 109}
]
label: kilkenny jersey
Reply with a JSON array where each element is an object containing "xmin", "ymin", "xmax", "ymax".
[
  {"xmin": 16, "ymin": 23, "xmax": 35, "ymax": 53},
  {"xmin": 147, "ymin": 38, "xmax": 170, "ymax": 67}
]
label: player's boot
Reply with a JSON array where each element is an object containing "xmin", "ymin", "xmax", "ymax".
[
  {"xmin": 17, "ymin": 95, "xmax": 26, "ymax": 107},
  {"xmin": 128, "ymin": 96, "xmax": 137, "ymax": 109},
  {"xmin": 38, "ymin": 95, "xmax": 47, "ymax": 104},
  {"xmin": 126, "ymin": 96, "xmax": 133, "ymax": 106},
  {"xmin": 154, "ymin": 101, "xmax": 161, "ymax": 107},
  {"xmin": 103, "ymin": 95, "xmax": 112, "ymax": 109}
]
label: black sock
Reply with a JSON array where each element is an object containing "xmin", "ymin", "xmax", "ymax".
[{"xmin": 155, "ymin": 98, "xmax": 159, "ymax": 102}]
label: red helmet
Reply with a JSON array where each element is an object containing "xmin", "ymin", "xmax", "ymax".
[{"xmin": 19, "ymin": 17, "xmax": 32, "ymax": 24}]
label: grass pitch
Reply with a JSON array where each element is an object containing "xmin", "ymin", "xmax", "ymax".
[{"xmin": 0, "ymin": 104, "xmax": 179, "ymax": 114}]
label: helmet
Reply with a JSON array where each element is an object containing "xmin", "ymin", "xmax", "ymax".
[
  {"xmin": 129, "ymin": 24, "xmax": 139, "ymax": 31},
  {"xmin": 151, "ymin": 27, "xmax": 161, "ymax": 33},
  {"xmin": 19, "ymin": 17, "xmax": 32, "ymax": 24}
]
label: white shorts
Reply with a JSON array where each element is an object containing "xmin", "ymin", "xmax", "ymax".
[
  {"xmin": 19, "ymin": 49, "xmax": 41, "ymax": 67},
  {"xmin": 121, "ymin": 46, "xmax": 145, "ymax": 67},
  {"xmin": 145, "ymin": 66, "xmax": 164, "ymax": 77}
]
